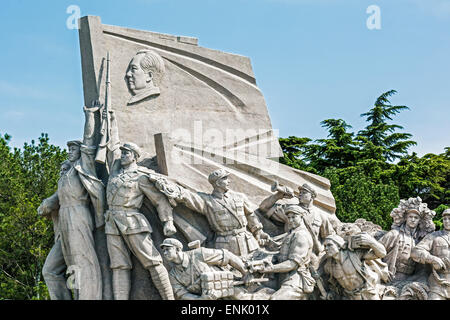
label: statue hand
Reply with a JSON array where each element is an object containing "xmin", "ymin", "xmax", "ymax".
[
  {"xmin": 352, "ymin": 232, "xmax": 373, "ymax": 248},
  {"xmin": 260, "ymin": 261, "xmax": 274, "ymax": 273},
  {"xmin": 163, "ymin": 220, "xmax": 177, "ymax": 236},
  {"xmin": 282, "ymin": 186, "xmax": 295, "ymax": 199},
  {"xmin": 242, "ymin": 273, "xmax": 252, "ymax": 287},
  {"xmin": 37, "ymin": 203, "xmax": 45, "ymax": 216},
  {"xmin": 155, "ymin": 177, "xmax": 169, "ymax": 192},
  {"xmin": 84, "ymin": 100, "xmax": 102, "ymax": 113},
  {"xmin": 431, "ymin": 256, "xmax": 446, "ymax": 270},
  {"xmin": 255, "ymin": 230, "xmax": 270, "ymax": 246},
  {"xmin": 386, "ymin": 271, "xmax": 395, "ymax": 283}
]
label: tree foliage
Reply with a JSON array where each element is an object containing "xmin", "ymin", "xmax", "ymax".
[
  {"xmin": 0, "ymin": 133, "xmax": 66, "ymax": 299},
  {"xmin": 280, "ymin": 90, "xmax": 449, "ymax": 227}
]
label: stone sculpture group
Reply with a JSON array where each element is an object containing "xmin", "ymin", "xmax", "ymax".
[
  {"xmin": 37, "ymin": 19, "xmax": 449, "ymax": 300},
  {"xmin": 38, "ymin": 100, "xmax": 449, "ymax": 300}
]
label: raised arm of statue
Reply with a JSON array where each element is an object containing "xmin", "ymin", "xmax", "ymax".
[
  {"xmin": 105, "ymin": 109, "xmax": 121, "ymax": 175},
  {"xmin": 79, "ymin": 101, "xmax": 102, "ymax": 177},
  {"xmin": 153, "ymin": 177, "xmax": 208, "ymax": 216},
  {"xmin": 82, "ymin": 100, "xmax": 101, "ymax": 147},
  {"xmin": 177, "ymin": 188, "xmax": 209, "ymax": 216},
  {"xmin": 258, "ymin": 192, "xmax": 285, "ymax": 213}
]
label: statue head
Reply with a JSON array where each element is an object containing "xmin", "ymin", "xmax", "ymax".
[
  {"xmin": 284, "ymin": 205, "xmax": 307, "ymax": 230},
  {"xmin": 67, "ymin": 140, "xmax": 82, "ymax": 163},
  {"xmin": 160, "ymin": 238, "xmax": 184, "ymax": 263},
  {"xmin": 389, "ymin": 201, "xmax": 436, "ymax": 236},
  {"xmin": 208, "ymin": 169, "xmax": 230, "ymax": 193},
  {"xmin": 119, "ymin": 142, "xmax": 141, "ymax": 167},
  {"xmin": 297, "ymin": 183, "xmax": 317, "ymax": 205},
  {"xmin": 324, "ymin": 234, "xmax": 346, "ymax": 258},
  {"xmin": 125, "ymin": 50, "xmax": 165, "ymax": 104},
  {"xmin": 405, "ymin": 209, "xmax": 421, "ymax": 230}
]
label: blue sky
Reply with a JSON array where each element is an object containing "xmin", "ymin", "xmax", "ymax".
[{"xmin": 0, "ymin": 0, "xmax": 449, "ymax": 156}]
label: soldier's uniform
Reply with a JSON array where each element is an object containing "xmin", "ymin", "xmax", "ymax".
[
  {"xmin": 105, "ymin": 166, "xmax": 174, "ymax": 269},
  {"xmin": 177, "ymin": 188, "xmax": 263, "ymax": 257},
  {"xmin": 166, "ymin": 245, "xmax": 234, "ymax": 299},
  {"xmin": 271, "ymin": 223, "xmax": 315, "ymax": 300},
  {"xmin": 411, "ymin": 228, "xmax": 450, "ymax": 300},
  {"xmin": 105, "ymin": 142, "xmax": 175, "ymax": 300},
  {"xmin": 266, "ymin": 202, "xmax": 335, "ymax": 254},
  {"xmin": 161, "ymin": 239, "xmax": 271, "ymax": 300},
  {"xmin": 380, "ymin": 225, "xmax": 419, "ymax": 280}
]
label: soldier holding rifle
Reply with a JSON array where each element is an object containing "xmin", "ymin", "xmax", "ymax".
[{"xmin": 96, "ymin": 53, "xmax": 176, "ymax": 300}]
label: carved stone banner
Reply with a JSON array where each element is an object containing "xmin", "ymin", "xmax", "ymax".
[{"xmin": 76, "ymin": 16, "xmax": 338, "ymax": 300}]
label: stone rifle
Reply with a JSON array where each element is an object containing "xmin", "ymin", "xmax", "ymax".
[{"xmin": 95, "ymin": 52, "xmax": 111, "ymax": 164}]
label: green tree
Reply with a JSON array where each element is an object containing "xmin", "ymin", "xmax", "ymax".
[
  {"xmin": 279, "ymin": 136, "xmax": 312, "ymax": 172},
  {"xmin": 357, "ymin": 90, "xmax": 417, "ymax": 162},
  {"xmin": 323, "ymin": 163, "xmax": 399, "ymax": 230},
  {"xmin": 395, "ymin": 150, "xmax": 450, "ymax": 209},
  {"xmin": 0, "ymin": 133, "xmax": 66, "ymax": 299},
  {"xmin": 305, "ymin": 119, "xmax": 360, "ymax": 173},
  {"xmin": 279, "ymin": 90, "xmax": 448, "ymax": 231}
]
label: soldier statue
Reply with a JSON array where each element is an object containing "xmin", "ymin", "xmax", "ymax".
[
  {"xmin": 38, "ymin": 101, "xmax": 105, "ymax": 300},
  {"xmin": 259, "ymin": 182, "xmax": 336, "ymax": 258},
  {"xmin": 103, "ymin": 109, "xmax": 176, "ymax": 300},
  {"xmin": 153, "ymin": 169, "xmax": 270, "ymax": 257},
  {"xmin": 160, "ymin": 238, "xmax": 266, "ymax": 300},
  {"xmin": 321, "ymin": 234, "xmax": 387, "ymax": 300},
  {"xmin": 379, "ymin": 208, "xmax": 432, "ymax": 282},
  {"xmin": 411, "ymin": 209, "xmax": 450, "ymax": 300},
  {"xmin": 259, "ymin": 205, "xmax": 315, "ymax": 300}
]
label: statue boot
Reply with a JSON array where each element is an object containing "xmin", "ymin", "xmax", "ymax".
[
  {"xmin": 112, "ymin": 269, "xmax": 131, "ymax": 300},
  {"xmin": 148, "ymin": 264, "xmax": 174, "ymax": 300}
]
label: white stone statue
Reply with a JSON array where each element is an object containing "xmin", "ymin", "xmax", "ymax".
[
  {"xmin": 378, "ymin": 199, "xmax": 436, "ymax": 299},
  {"xmin": 38, "ymin": 101, "xmax": 105, "ymax": 300},
  {"xmin": 153, "ymin": 169, "xmax": 270, "ymax": 258},
  {"xmin": 102, "ymin": 109, "xmax": 176, "ymax": 300},
  {"xmin": 321, "ymin": 233, "xmax": 387, "ymax": 300},
  {"xmin": 411, "ymin": 209, "xmax": 450, "ymax": 300},
  {"xmin": 259, "ymin": 205, "xmax": 316, "ymax": 300},
  {"xmin": 160, "ymin": 238, "xmax": 272, "ymax": 300},
  {"xmin": 259, "ymin": 182, "xmax": 337, "ymax": 258}
]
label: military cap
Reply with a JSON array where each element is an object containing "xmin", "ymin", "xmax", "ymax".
[
  {"xmin": 67, "ymin": 140, "xmax": 82, "ymax": 147},
  {"xmin": 160, "ymin": 238, "xmax": 183, "ymax": 251},
  {"xmin": 284, "ymin": 204, "xmax": 307, "ymax": 216},
  {"xmin": 208, "ymin": 168, "xmax": 230, "ymax": 185},
  {"xmin": 442, "ymin": 209, "xmax": 450, "ymax": 217},
  {"xmin": 298, "ymin": 183, "xmax": 317, "ymax": 198},
  {"xmin": 120, "ymin": 142, "xmax": 141, "ymax": 159}
]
